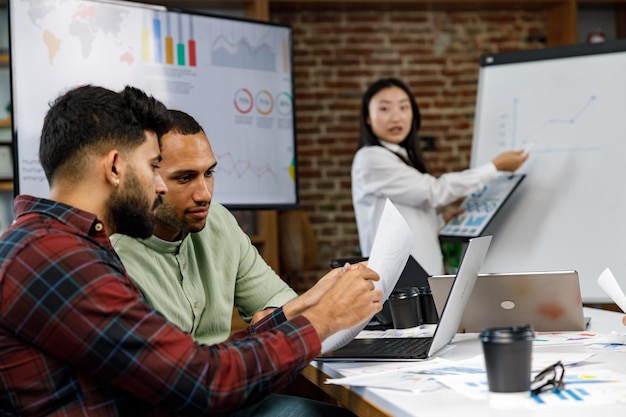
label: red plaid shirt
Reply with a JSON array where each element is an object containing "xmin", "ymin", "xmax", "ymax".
[{"xmin": 0, "ymin": 195, "xmax": 320, "ymax": 416}]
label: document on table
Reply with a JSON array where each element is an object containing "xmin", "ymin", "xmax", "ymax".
[
  {"xmin": 321, "ymin": 199, "xmax": 413, "ymax": 354},
  {"xmin": 436, "ymin": 369, "xmax": 626, "ymax": 407},
  {"xmin": 325, "ymin": 358, "xmax": 478, "ymax": 393},
  {"xmin": 325, "ymin": 352, "xmax": 596, "ymax": 393}
]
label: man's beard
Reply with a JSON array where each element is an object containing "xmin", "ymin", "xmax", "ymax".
[
  {"xmin": 107, "ymin": 170, "xmax": 161, "ymax": 238},
  {"xmin": 154, "ymin": 202, "xmax": 206, "ymax": 235}
]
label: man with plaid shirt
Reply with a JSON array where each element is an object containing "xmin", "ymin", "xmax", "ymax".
[{"xmin": 0, "ymin": 85, "xmax": 382, "ymax": 416}]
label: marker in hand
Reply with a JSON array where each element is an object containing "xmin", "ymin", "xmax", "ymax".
[{"xmin": 522, "ymin": 141, "xmax": 535, "ymax": 156}]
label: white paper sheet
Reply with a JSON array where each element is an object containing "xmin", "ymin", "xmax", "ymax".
[
  {"xmin": 325, "ymin": 352, "xmax": 596, "ymax": 392},
  {"xmin": 597, "ymin": 267, "xmax": 626, "ymax": 313},
  {"xmin": 435, "ymin": 369, "xmax": 626, "ymax": 406},
  {"xmin": 321, "ymin": 199, "xmax": 414, "ymax": 354}
]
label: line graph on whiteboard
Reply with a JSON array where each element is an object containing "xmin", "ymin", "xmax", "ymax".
[{"xmin": 495, "ymin": 95, "xmax": 602, "ymax": 154}]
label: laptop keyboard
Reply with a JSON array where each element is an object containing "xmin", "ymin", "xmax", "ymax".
[{"xmin": 368, "ymin": 337, "xmax": 431, "ymax": 356}]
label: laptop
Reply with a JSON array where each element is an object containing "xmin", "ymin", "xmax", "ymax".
[
  {"xmin": 318, "ymin": 235, "xmax": 492, "ymax": 361},
  {"xmin": 330, "ymin": 255, "xmax": 430, "ymax": 328},
  {"xmin": 428, "ymin": 271, "xmax": 589, "ymax": 332}
]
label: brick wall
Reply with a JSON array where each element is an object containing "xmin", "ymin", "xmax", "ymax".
[{"xmin": 271, "ymin": 8, "xmax": 546, "ymax": 291}]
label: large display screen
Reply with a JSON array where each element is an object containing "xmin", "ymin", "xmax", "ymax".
[{"xmin": 9, "ymin": 0, "xmax": 298, "ymax": 209}]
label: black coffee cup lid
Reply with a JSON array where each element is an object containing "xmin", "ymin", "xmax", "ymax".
[
  {"xmin": 479, "ymin": 324, "xmax": 534, "ymax": 343},
  {"xmin": 417, "ymin": 286, "xmax": 432, "ymax": 295},
  {"xmin": 390, "ymin": 287, "xmax": 419, "ymax": 300}
]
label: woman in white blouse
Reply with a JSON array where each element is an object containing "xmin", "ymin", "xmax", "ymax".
[{"xmin": 351, "ymin": 78, "xmax": 528, "ymax": 275}]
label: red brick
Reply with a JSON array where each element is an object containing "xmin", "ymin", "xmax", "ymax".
[{"xmin": 270, "ymin": 7, "xmax": 546, "ymax": 282}]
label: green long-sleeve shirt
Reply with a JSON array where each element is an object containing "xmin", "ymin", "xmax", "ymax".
[{"xmin": 111, "ymin": 202, "xmax": 297, "ymax": 345}]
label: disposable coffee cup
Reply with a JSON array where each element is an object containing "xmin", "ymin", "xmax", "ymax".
[
  {"xmin": 388, "ymin": 287, "xmax": 421, "ymax": 329},
  {"xmin": 417, "ymin": 286, "xmax": 439, "ymax": 324},
  {"xmin": 480, "ymin": 324, "xmax": 534, "ymax": 394}
]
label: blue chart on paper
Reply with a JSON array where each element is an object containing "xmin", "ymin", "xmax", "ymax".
[
  {"xmin": 530, "ymin": 373, "xmax": 621, "ymax": 405},
  {"xmin": 532, "ymin": 387, "xmax": 591, "ymax": 404},
  {"xmin": 439, "ymin": 174, "xmax": 525, "ymax": 240}
]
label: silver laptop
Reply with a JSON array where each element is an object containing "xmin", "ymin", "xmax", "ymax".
[
  {"xmin": 428, "ymin": 270, "xmax": 587, "ymax": 332},
  {"xmin": 318, "ymin": 236, "xmax": 492, "ymax": 361}
]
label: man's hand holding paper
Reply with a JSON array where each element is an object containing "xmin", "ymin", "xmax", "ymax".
[{"xmin": 321, "ymin": 199, "xmax": 415, "ymax": 353}]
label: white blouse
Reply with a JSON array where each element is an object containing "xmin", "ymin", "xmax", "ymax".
[{"xmin": 351, "ymin": 142, "xmax": 498, "ymax": 275}]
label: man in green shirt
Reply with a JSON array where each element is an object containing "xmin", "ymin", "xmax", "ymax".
[{"xmin": 111, "ymin": 110, "xmax": 311, "ymax": 345}]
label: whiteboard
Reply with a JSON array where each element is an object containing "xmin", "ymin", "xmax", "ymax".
[
  {"xmin": 470, "ymin": 40, "xmax": 626, "ymax": 303},
  {"xmin": 9, "ymin": 0, "xmax": 297, "ymax": 209}
]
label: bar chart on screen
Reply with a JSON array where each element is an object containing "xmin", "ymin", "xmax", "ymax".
[{"xmin": 9, "ymin": 0, "xmax": 298, "ymax": 208}]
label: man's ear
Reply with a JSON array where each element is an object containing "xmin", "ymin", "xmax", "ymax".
[{"xmin": 104, "ymin": 149, "xmax": 123, "ymax": 188}]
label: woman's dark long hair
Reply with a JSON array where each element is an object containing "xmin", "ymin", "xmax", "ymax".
[{"xmin": 357, "ymin": 78, "xmax": 429, "ymax": 174}]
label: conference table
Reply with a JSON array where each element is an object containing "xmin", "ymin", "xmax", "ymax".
[{"xmin": 303, "ymin": 307, "xmax": 626, "ymax": 416}]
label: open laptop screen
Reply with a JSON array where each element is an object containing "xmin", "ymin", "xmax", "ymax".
[{"xmin": 429, "ymin": 271, "xmax": 586, "ymax": 332}]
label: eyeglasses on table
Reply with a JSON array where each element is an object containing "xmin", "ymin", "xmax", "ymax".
[{"xmin": 531, "ymin": 360, "xmax": 565, "ymax": 395}]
